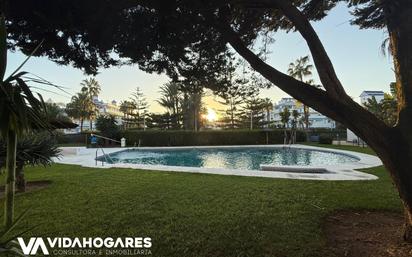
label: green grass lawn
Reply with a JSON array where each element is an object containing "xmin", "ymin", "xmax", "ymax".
[{"xmin": 0, "ymin": 144, "xmax": 402, "ymax": 257}]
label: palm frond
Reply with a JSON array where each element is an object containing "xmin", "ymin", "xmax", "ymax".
[{"xmin": 6, "ymin": 40, "xmax": 44, "ymax": 80}]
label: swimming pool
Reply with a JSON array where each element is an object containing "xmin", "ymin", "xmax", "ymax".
[
  {"xmin": 58, "ymin": 145, "xmax": 381, "ymax": 180},
  {"xmin": 98, "ymin": 146, "xmax": 359, "ymax": 171}
]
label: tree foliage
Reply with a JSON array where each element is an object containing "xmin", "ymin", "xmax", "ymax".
[
  {"xmin": 5, "ymin": 0, "xmax": 389, "ymax": 75},
  {"xmin": 364, "ymin": 83, "xmax": 398, "ymax": 126},
  {"xmin": 239, "ymin": 87, "xmax": 267, "ymax": 129},
  {"xmin": 0, "ymin": 132, "xmax": 60, "ymax": 169},
  {"xmin": 129, "ymin": 87, "xmax": 149, "ymax": 129},
  {"xmin": 65, "ymin": 78, "xmax": 101, "ymax": 131},
  {"xmin": 0, "ymin": 131, "xmax": 60, "ymax": 192},
  {"xmin": 280, "ymin": 107, "xmax": 291, "ymax": 128},
  {"xmin": 119, "ymin": 100, "xmax": 135, "ymax": 129},
  {"xmin": 287, "ymin": 55, "xmax": 314, "ymax": 130},
  {"xmin": 5, "ymin": 0, "xmax": 412, "ymax": 241},
  {"xmin": 95, "ymin": 115, "xmax": 120, "ymax": 139},
  {"xmin": 157, "ymin": 82, "xmax": 183, "ymax": 129},
  {"xmin": 146, "ymin": 113, "xmax": 173, "ymax": 130},
  {"xmin": 65, "ymin": 91, "xmax": 89, "ymax": 131},
  {"xmin": 216, "ymin": 57, "xmax": 250, "ymax": 129}
]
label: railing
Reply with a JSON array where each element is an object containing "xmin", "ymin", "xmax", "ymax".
[
  {"xmin": 91, "ymin": 133, "xmax": 121, "ymax": 144},
  {"xmin": 91, "ymin": 134, "xmax": 121, "ymax": 166},
  {"xmin": 95, "ymin": 146, "xmax": 115, "ymax": 166}
]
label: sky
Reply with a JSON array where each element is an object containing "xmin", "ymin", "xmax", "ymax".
[{"xmin": 6, "ymin": 3, "xmax": 394, "ymax": 113}]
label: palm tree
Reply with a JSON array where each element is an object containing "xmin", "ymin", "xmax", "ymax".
[
  {"xmin": 120, "ymin": 100, "xmax": 136, "ymax": 129},
  {"xmin": 81, "ymin": 78, "xmax": 101, "ymax": 97},
  {"xmin": 66, "ymin": 91, "xmax": 89, "ymax": 131},
  {"xmin": 262, "ymin": 98, "xmax": 273, "ymax": 128},
  {"xmin": 291, "ymin": 110, "xmax": 301, "ymax": 144},
  {"xmin": 0, "ymin": 17, "xmax": 47, "ymax": 228},
  {"xmin": 0, "ymin": 132, "xmax": 61, "ymax": 192},
  {"xmin": 119, "ymin": 100, "xmax": 133, "ymax": 129},
  {"xmin": 157, "ymin": 82, "xmax": 183, "ymax": 129},
  {"xmin": 80, "ymin": 78, "xmax": 101, "ymax": 130},
  {"xmin": 287, "ymin": 56, "xmax": 313, "ymax": 82},
  {"xmin": 43, "ymin": 102, "xmax": 70, "ymax": 122},
  {"xmin": 364, "ymin": 87, "xmax": 398, "ymax": 127},
  {"xmin": 287, "ymin": 56, "xmax": 314, "ymax": 133},
  {"xmin": 279, "ymin": 107, "xmax": 291, "ymax": 144}
]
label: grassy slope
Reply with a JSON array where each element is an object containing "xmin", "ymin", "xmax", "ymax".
[{"xmin": 0, "ymin": 144, "xmax": 401, "ymax": 257}]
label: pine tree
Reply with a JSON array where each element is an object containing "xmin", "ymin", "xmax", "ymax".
[{"xmin": 130, "ymin": 87, "xmax": 149, "ymax": 129}]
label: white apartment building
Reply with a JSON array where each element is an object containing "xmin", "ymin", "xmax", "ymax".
[
  {"xmin": 266, "ymin": 97, "xmax": 336, "ymax": 129},
  {"xmin": 65, "ymin": 97, "xmax": 123, "ymax": 133},
  {"xmin": 360, "ymin": 91, "xmax": 385, "ymax": 105},
  {"xmin": 93, "ymin": 97, "xmax": 123, "ymax": 120}
]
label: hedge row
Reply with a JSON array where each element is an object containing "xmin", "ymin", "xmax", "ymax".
[
  {"xmin": 119, "ymin": 130, "xmax": 306, "ymax": 147},
  {"xmin": 56, "ymin": 129, "xmax": 345, "ymax": 146},
  {"xmin": 55, "ymin": 132, "xmax": 88, "ymax": 145},
  {"xmin": 307, "ymin": 129, "xmax": 347, "ymax": 138}
]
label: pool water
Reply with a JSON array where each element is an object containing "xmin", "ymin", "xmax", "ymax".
[{"xmin": 99, "ymin": 147, "xmax": 359, "ymax": 170}]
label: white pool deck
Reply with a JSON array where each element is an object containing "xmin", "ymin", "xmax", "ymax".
[{"xmin": 55, "ymin": 145, "xmax": 382, "ymax": 181}]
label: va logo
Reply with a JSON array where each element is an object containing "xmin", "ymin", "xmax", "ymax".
[{"xmin": 17, "ymin": 237, "xmax": 49, "ymax": 255}]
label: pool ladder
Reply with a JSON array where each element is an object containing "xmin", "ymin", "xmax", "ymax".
[
  {"xmin": 91, "ymin": 134, "xmax": 120, "ymax": 166},
  {"xmin": 95, "ymin": 147, "xmax": 114, "ymax": 166}
]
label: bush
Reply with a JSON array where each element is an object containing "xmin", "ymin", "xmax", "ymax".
[
  {"xmin": 95, "ymin": 115, "xmax": 120, "ymax": 139},
  {"xmin": 55, "ymin": 131, "xmax": 88, "ymax": 145},
  {"xmin": 0, "ymin": 132, "xmax": 61, "ymax": 191},
  {"xmin": 318, "ymin": 134, "xmax": 333, "ymax": 144},
  {"xmin": 307, "ymin": 128, "xmax": 346, "ymax": 141},
  {"xmin": 120, "ymin": 130, "xmax": 305, "ymax": 147}
]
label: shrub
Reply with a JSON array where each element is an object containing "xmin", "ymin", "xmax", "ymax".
[
  {"xmin": 0, "ymin": 132, "xmax": 61, "ymax": 191},
  {"xmin": 95, "ymin": 115, "xmax": 120, "ymax": 139},
  {"xmin": 319, "ymin": 134, "xmax": 333, "ymax": 144},
  {"xmin": 55, "ymin": 131, "xmax": 88, "ymax": 145},
  {"xmin": 307, "ymin": 128, "xmax": 346, "ymax": 140}
]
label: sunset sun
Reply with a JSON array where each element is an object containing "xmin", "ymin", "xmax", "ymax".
[{"xmin": 206, "ymin": 108, "xmax": 217, "ymax": 122}]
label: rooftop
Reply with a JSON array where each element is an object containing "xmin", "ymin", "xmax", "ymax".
[{"xmin": 360, "ymin": 91, "xmax": 385, "ymax": 96}]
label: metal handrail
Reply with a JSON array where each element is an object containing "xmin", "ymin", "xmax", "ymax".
[
  {"xmin": 90, "ymin": 133, "xmax": 122, "ymax": 166},
  {"xmin": 95, "ymin": 146, "xmax": 115, "ymax": 166},
  {"xmin": 91, "ymin": 133, "xmax": 121, "ymax": 144}
]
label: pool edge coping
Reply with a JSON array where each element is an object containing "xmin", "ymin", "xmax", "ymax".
[{"xmin": 55, "ymin": 144, "xmax": 382, "ymax": 181}]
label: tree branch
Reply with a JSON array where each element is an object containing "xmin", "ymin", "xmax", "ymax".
[
  {"xmin": 230, "ymin": 0, "xmax": 347, "ymax": 99},
  {"xmin": 209, "ymin": 13, "xmax": 390, "ymax": 148},
  {"xmin": 270, "ymin": 0, "xmax": 348, "ymax": 98},
  {"xmin": 212, "ymin": 18, "xmax": 334, "ymax": 118}
]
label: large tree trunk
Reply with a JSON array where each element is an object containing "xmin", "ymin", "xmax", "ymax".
[
  {"xmin": 4, "ymin": 130, "xmax": 17, "ymax": 228},
  {"xmin": 16, "ymin": 162, "xmax": 26, "ymax": 192},
  {"xmin": 80, "ymin": 119, "xmax": 84, "ymax": 132},
  {"xmin": 193, "ymin": 107, "xmax": 198, "ymax": 131},
  {"xmin": 383, "ymin": 1, "xmax": 412, "ymax": 242},
  {"xmin": 376, "ymin": 136, "xmax": 412, "ymax": 242},
  {"xmin": 211, "ymin": 0, "xmax": 412, "ymax": 243},
  {"xmin": 304, "ymin": 105, "xmax": 309, "ymax": 129},
  {"xmin": 405, "ymin": 205, "xmax": 412, "ymax": 242}
]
